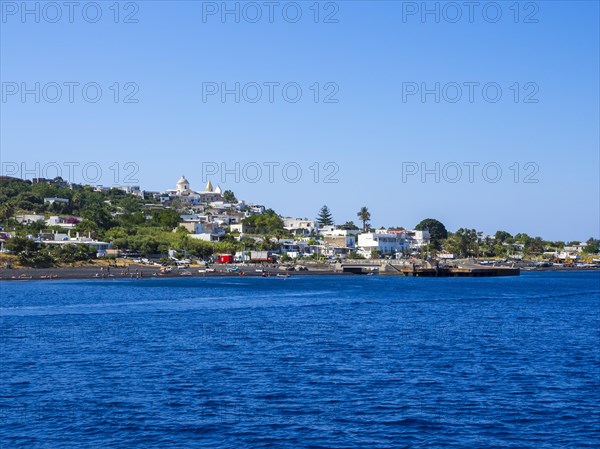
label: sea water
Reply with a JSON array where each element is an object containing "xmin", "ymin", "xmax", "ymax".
[{"xmin": 1, "ymin": 271, "xmax": 599, "ymax": 448}]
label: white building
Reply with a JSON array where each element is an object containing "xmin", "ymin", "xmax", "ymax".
[
  {"xmin": 46, "ymin": 216, "xmax": 82, "ymax": 229},
  {"xmin": 230, "ymin": 223, "xmax": 249, "ymax": 233},
  {"xmin": 44, "ymin": 197, "xmax": 69, "ymax": 206},
  {"xmin": 322, "ymin": 229, "xmax": 356, "ymax": 249},
  {"xmin": 38, "ymin": 232, "xmax": 111, "ymax": 257},
  {"xmin": 277, "ymin": 239, "xmax": 312, "ymax": 258},
  {"xmin": 165, "ymin": 176, "xmax": 223, "ymax": 205},
  {"xmin": 319, "ymin": 225, "xmax": 336, "ymax": 234},
  {"xmin": 246, "ymin": 204, "xmax": 266, "ymax": 215},
  {"xmin": 15, "ymin": 214, "xmax": 45, "ymax": 224},
  {"xmin": 283, "ymin": 217, "xmax": 316, "ymax": 236},
  {"xmin": 357, "ymin": 230, "xmax": 407, "ymax": 257},
  {"xmin": 118, "ymin": 185, "xmax": 143, "ymax": 197},
  {"xmin": 403, "ymin": 230, "xmax": 431, "ymax": 250},
  {"xmin": 188, "ymin": 232, "xmax": 225, "ymax": 242}
]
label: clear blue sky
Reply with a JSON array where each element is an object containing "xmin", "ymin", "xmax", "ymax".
[{"xmin": 1, "ymin": 1, "xmax": 598, "ymax": 241}]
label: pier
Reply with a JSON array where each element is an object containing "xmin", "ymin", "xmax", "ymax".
[
  {"xmin": 392, "ymin": 266, "xmax": 520, "ymax": 277},
  {"xmin": 337, "ymin": 262, "xmax": 520, "ymax": 277}
]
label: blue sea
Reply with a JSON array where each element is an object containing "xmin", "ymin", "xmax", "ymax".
[{"xmin": 1, "ymin": 271, "xmax": 599, "ymax": 448}]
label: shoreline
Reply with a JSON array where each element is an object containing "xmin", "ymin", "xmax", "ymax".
[
  {"xmin": 0, "ymin": 264, "xmax": 597, "ymax": 281},
  {"xmin": 0, "ymin": 265, "xmax": 350, "ymax": 281}
]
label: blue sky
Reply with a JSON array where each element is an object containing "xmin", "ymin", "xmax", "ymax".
[{"xmin": 1, "ymin": 1, "xmax": 599, "ymax": 241}]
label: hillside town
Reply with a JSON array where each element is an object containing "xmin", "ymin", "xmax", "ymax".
[{"xmin": 1, "ymin": 175, "xmax": 599, "ymax": 271}]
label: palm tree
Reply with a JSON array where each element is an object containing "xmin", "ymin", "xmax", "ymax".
[
  {"xmin": 357, "ymin": 207, "xmax": 371, "ymax": 232},
  {"xmin": 0, "ymin": 203, "xmax": 15, "ymax": 220}
]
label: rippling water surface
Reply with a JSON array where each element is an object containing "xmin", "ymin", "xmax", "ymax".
[{"xmin": 1, "ymin": 271, "xmax": 599, "ymax": 448}]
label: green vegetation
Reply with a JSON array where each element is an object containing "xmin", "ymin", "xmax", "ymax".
[
  {"xmin": 242, "ymin": 209, "xmax": 285, "ymax": 235},
  {"xmin": 0, "ymin": 177, "xmax": 147, "ymax": 219},
  {"xmin": 357, "ymin": 207, "xmax": 371, "ymax": 232},
  {"xmin": 443, "ymin": 228, "xmax": 480, "ymax": 257},
  {"xmin": 1, "ymin": 179, "xmax": 597, "ymax": 265},
  {"xmin": 339, "ymin": 221, "xmax": 360, "ymax": 230},
  {"xmin": 583, "ymin": 238, "xmax": 600, "ymax": 253},
  {"xmin": 223, "ymin": 190, "xmax": 237, "ymax": 203},
  {"xmin": 316, "ymin": 205, "xmax": 334, "ymax": 227},
  {"xmin": 3, "ymin": 236, "xmax": 96, "ymax": 267},
  {"xmin": 415, "ymin": 218, "xmax": 448, "ymax": 245}
]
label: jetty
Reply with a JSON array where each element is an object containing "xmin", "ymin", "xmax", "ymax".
[
  {"xmin": 336, "ymin": 262, "xmax": 520, "ymax": 277},
  {"xmin": 392, "ymin": 265, "xmax": 519, "ymax": 277}
]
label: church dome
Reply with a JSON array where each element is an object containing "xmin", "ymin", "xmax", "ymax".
[{"xmin": 176, "ymin": 175, "xmax": 190, "ymax": 192}]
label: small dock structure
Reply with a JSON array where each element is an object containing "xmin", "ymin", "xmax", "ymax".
[{"xmin": 336, "ymin": 262, "xmax": 520, "ymax": 277}]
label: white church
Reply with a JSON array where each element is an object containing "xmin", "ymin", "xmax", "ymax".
[{"xmin": 165, "ymin": 175, "xmax": 223, "ymax": 205}]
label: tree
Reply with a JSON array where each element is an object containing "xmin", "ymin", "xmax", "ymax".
[
  {"xmin": 514, "ymin": 233, "xmax": 531, "ymax": 244},
  {"xmin": 339, "ymin": 221, "xmax": 359, "ymax": 230},
  {"xmin": 415, "ymin": 218, "xmax": 448, "ymax": 242},
  {"xmin": 357, "ymin": 207, "xmax": 371, "ymax": 232},
  {"xmin": 347, "ymin": 250, "xmax": 365, "ymax": 260},
  {"xmin": 4, "ymin": 236, "xmax": 39, "ymax": 254},
  {"xmin": 444, "ymin": 228, "xmax": 479, "ymax": 257},
  {"xmin": 524, "ymin": 236, "xmax": 545, "ymax": 256},
  {"xmin": 119, "ymin": 211, "xmax": 146, "ymax": 227},
  {"xmin": 317, "ymin": 205, "xmax": 334, "ymax": 227},
  {"xmin": 151, "ymin": 208, "xmax": 181, "ymax": 230},
  {"xmin": 81, "ymin": 205, "xmax": 115, "ymax": 231},
  {"xmin": 0, "ymin": 203, "xmax": 15, "ymax": 220},
  {"xmin": 223, "ymin": 190, "xmax": 237, "ymax": 203},
  {"xmin": 4, "ymin": 237, "xmax": 54, "ymax": 267},
  {"xmin": 75, "ymin": 219, "xmax": 100, "ymax": 238},
  {"xmin": 583, "ymin": 238, "xmax": 600, "ymax": 254},
  {"xmin": 494, "ymin": 230, "xmax": 513, "ymax": 244},
  {"xmin": 242, "ymin": 209, "xmax": 284, "ymax": 235}
]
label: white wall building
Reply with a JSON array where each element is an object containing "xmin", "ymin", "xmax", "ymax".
[
  {"xmin": 15, "ymin": 214, "xmax": 45, "ymax": 224},
  {"xmin": 39, "ymin": 233, "xmax": 112, "ymax": 257},
  {"xmin": 46, "ymin": 216, "xmax": 82, "ymax": 229},
  {"xmin": 44, "ymin": 197, "xmax": 69, "ymax": 206},
  {"xmin": 403, "ymin": 230, "xmax": 431, "ymax": 250},
  {"xmin": 230, "ymin": 223, "xmax": 249, "ymax": 233},
  {"xmin": 357, "ymin": 230, "xmax": 406, "ymax": 257},
  {"xmin": 283, "ymin": 218, "xmax": 316, "ymax": 236},
  {"xmin": 165, "ymin": 176, "xmax": 223, "ymax": 205},
  {"xmin": 322, "ymin": 229, "xmax": 356, "ymax": 249}
]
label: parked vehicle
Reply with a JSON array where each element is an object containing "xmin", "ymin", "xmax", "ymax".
[{"xmin": 218, "ymin": 254, "xmax": 233, "ymax": 264}]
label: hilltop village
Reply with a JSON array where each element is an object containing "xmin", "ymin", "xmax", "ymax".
[{"xmin": 0, "ymin": 175, "xmax": 598, "ymax": 270}]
